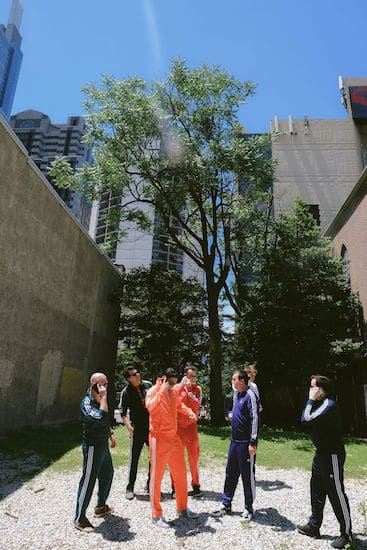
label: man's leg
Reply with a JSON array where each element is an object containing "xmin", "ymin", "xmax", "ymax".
[
  {"xmin": 149, "ymin": 435, "xmax": 168, "ymax": 518},
  {"xmin": 309, "ymin": 453, "xmax": 327, "ymax": 529},
  {"xmin": 127, "ymin": 432, "xmax": 145, "ymax": 491},
  {"xmin": 239, "ymin": 443, "xmax": 256, "ymax": 513},
  {"xmin": 144, "ymin": 436, "xmax": 151, "ymax": 488},
  {"xmin": 75, "ymin": 444, "xmax": 99, "ymax": 524},
  {"xmin": 97, "ymin": 444, "xmax": 114, "ymax": 507},
  {"xmin": 185, "ymin": 430, "xmax": 200, "ymax": 488},
  {"xmin": 222, "ymin": 441, "xmax": 240, "ymax": 509},
  {"xmin": 168, "ymin": 435, "xmax": 188, "ymax": 512},
  {"xmin": 327, "ymin": 452, "xmax": 352, "ymax": 537}
]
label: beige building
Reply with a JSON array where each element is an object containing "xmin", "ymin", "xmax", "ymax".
[
  {"xmin": 271, "ymin": 77, "xmax": 367, "ymax": 233},
  {"xmin": 0, "ymin": 114, "xmax": 121, "ymax": 435}
]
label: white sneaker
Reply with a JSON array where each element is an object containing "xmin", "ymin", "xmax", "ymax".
[
  {"xmin": 152, "ymin": 515, "xmax": 170, "ymax": 528},
  {"xmin": 210, "ymin": 504, "xmax": 231, "ymax": 518},
  {"xmin": 241, "ymin": 509, "xmax": 253, "ymax": 522}
]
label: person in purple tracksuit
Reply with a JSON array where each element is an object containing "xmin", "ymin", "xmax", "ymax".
[{"xmin": 211, "ymin": 369, "xmax": 259, "ymax": 522}]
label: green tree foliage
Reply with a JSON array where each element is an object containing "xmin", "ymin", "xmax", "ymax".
[
  {"xmin": 49, "ymin": 59, "xmax": 274, "ymax": 425},
  {"xmin": 235, "ymin": 197, "xmax": 362, "ymax": 386},
  {"xmin": 118, "ymin": 265, "xmax": 208, "ymax": 381}
]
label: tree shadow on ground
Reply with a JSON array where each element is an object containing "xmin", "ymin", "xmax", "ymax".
[
  {"xmin": 254, "ymin": 507, "xmax": 295, "ymax": 531},
  {"xmin": 171, "ymin": 512, "xmax": 216, "ymax": 538},
  {"xmin": 256, "ymin": 479, "xmax": 292, "ymax": 491},
  {"xmin": 0, "ymin": 423, "xmax": 81, "ymax": 500},
  {"xmin": 191, "ymin": 489, "xmax": 222, "ymax": 501},
  {"xmin": 95, "ymin": 514, "xmax": 135, "ymax": 542}
]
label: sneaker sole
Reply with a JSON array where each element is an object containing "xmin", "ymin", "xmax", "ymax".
[
  {"xmin": 75, "ymin": 524, "xmax": 94, "ymax": 533},
  {"xmin": 297, "ymin": 528, "xmax": 320, "ymax": 539},
  {"xmin": 210, "ymin": 510, "xmax": 231, "ymax": 518},
  {"xmin": 94, "ymin": 507, "xmax": 114, "ymax": 518}
]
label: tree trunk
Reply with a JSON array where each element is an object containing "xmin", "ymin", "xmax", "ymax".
[{"xmin": 207, "ymin": 287, "xmax": 225, "ymax": 426}]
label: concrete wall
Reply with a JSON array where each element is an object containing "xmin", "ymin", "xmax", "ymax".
[
  {"xmin": 0, "ymin": 116, "xmax": 121, "ymax": 434},
  {"xmin": 271, "ymin": 117, "xmax": 363, "ymax": 233}
]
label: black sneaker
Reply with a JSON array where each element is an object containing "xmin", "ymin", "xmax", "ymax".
[
  {"xmin": 331, "ymin": 534, "xmax": 352, "ymax": 549},
  {"xmin": 210, "ymin": 504, "xmax": 232, "ymax": 518},
  {"xmin": 189, "ymin": 485, "xmax": 202, "ymax": 497},
  {"xmin": 297, "ymin": 523, "xmax": 320, "ymax": 539},
  {"xmin": 94, "ymin": 504, "xmax": 113, "ymax": 518},
  {"xmin": 144, "ymin": 483, "xmax": 150, "ymax": 494},
  {"xmin": 75, "ymin": 516, "xmax": 94, "ymax": 532}
]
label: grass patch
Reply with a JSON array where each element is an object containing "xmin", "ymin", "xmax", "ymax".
[
  {"xmin": 0, "ymin": 422, "xmax": 365, "ymax": 479},
  {"xmin": 198, "ymin": 424, "xmax": 367, "ymax": 479}
]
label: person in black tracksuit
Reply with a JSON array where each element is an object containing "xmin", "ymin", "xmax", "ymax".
[
  {"xmin": 119, "ymin": 367, "xmax": 152, "ymax": 499},
  {"xmin": 211, "ymin": 369, "xmax": 259, "ymax": 521},
  {"xmin": 297, "ymin": 374, "xmax": 352, "ymax": 550},
  {"xmin": 74, "ymin": 372, "xmax": 115, "ymax": 532}
]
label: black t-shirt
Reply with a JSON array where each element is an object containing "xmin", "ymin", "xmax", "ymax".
[{"xmin": 119, "ymin": 380, "xmax": 152, "ymax": 432}]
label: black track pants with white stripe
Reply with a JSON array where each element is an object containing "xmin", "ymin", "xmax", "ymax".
[
  {"xmin": 309, "ymin": 449, "xmax": 352, "ymax": 536},
  {"xmin": 74, "ymin": 441, "xmax": 114, "ymax": 523}
]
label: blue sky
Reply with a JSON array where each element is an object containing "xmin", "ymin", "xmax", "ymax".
[{"xmin": 2, "ymin": 0, "xmax": 366, "ymax": 132}]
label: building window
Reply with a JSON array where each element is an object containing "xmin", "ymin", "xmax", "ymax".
[{"xmin": 340, "ymin": 244, "xmax": 350, "ymax": 283}]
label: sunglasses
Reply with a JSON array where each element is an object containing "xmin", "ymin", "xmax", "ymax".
[{"xmin": 129, "ymin": 371, "xmax": 139, "ymax": 377}]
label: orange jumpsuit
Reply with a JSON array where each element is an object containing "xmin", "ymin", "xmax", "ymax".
[
  {"xmin": 146, "ymin": 378, "xmax": 195, "ymax": 518},
  {"xmin": 175, "ymin": 382, "xmax": 202, "ymax": 488}
]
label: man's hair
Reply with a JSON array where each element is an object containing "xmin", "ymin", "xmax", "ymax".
[
  {"xmin": 165, "ymin": 367, "xmax": 179, "ymax": 379},
  {"xmin": 310, "ymin": 374, "xmax": 333, "ymax": 396},
  {"xmin": 124, "ymin": 366, "xmax": 137, "ymax": 380},
  {"xmin": 184, "ymin": 365, "xmax": 197, "ymax": 374},
  {"xmin": 233, "ymin": 369, "xmax": 249, "ymax": 385},
  {"xmin": 244, "ymin": 364, "xmax": 257, "ymax": 375}
]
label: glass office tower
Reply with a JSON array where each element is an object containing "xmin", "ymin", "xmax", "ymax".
[{"xmin": 0, "ymin": 0, "xmax": 23, "ymax": 119}]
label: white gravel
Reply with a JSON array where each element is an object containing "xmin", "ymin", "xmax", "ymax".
[{"xmin": 0, "ymin": 453, "xmax": 366, "ymax": 550}]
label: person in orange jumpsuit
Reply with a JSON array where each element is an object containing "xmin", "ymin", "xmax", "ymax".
[
  {"xmin": 146, "ymin": 367, "xmax": 197, "ymax": 528},
  {"xmin": 174, "ymin": 365, "xmax": 202, "ymax": 497}
]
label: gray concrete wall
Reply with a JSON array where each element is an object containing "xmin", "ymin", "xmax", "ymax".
[
  {"xmin": 0, "ymin": 115, "xmax": 121, "ymax": 434},
  {"xmin": 271, "ymin": 117, "xmax": 364, "ymax": 232}
]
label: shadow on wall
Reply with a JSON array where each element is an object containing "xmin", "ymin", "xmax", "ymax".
[{"xmin": 0, "ymin": 422, "xmax": 81, "ymax": 501}]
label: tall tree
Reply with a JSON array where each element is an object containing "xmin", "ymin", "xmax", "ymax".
[
  {"xmin": 50, "ymin": 59, "xmax": 274, "ymax": 425},
  {"xmin": 235, "ymin": 197, "xmax": 362, "ymax": 386},
  {"xmin": 119, "ymin": 265, "xmax": 207, "ymax": 381}
]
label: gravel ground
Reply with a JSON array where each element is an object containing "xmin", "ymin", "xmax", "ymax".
[{"xmin": 0, "ymin": 453, "xmax": 366, "ymax": 550}]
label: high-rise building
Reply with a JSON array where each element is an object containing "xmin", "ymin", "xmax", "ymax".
[
  {"xmin": 0, "ymin": 0, "xmax": 23, "ymax": 119},
  {"xmin": 92, "ymin": 189, "xmax": 202, "ymax": 281},
  {"xmin": 271, "ymin": 77, "xmax": 367, "ymax": 233},
  {"xmin": 10, "ymin": 109, "xmax": 93, "ymax": 231}
]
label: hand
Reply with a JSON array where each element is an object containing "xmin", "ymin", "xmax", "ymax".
[
  {"xmin": 128, "ymin": 426, "xmax": 134, "ymax": 436},
  {"xmin": 98, "ymin": 383, "xmax": 108, "ymax": 399},
  {"xmin": 110, "ymin": 434, "xmax": 116, "ymax": 448},
  {"xmin": 248, "ymin": 444, "xmax": 257, "ymax": 456},
  {"xmin": 161, "ymin": 376, "xmax": 171, "ymax": 391},
  {"xmin": 181, "ymin": 376, "xmax": 191, "ymax": 388}
]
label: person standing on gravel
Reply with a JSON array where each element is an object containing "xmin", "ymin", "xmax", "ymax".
[
  {"xmin": 146, "ymin": 367, "xmax": 197, "ymax": 528},
  {"xmin": 211, "ymin": 369, "xmax": 259, "ymax": 522},
  {"xmin": 173, "ymin": 365, "xmax": 203, "ymax": 497},
  {"xmin": 297, "ymin": 374, "xmax": 352, "ymax": 549},
  {"xmin": 74, "ymin": 372, "xmax": 115, "ymax": 532},
  {"xmin": 118, "ymin": 367, "xmax": 152, "ymax": 500}
]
